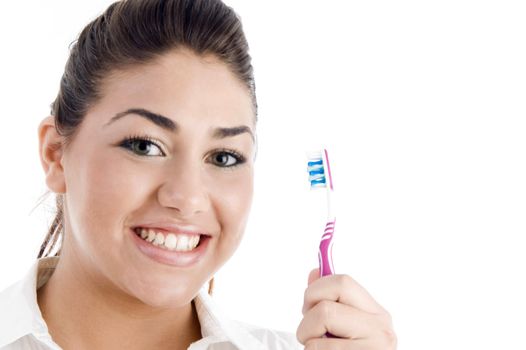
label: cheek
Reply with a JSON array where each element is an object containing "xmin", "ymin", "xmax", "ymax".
[
  {"xmin": 210, "ymin": 168, "xmax": 254, "ymax": 245},
  {"xmin": 66, "ymin": 151, "xmax": 154, "ymax": 237}
]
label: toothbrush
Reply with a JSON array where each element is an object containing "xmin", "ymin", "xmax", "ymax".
[
  {"xmin": 307, "ymin": 149, "xmax": 336, "ymax": 277},
  {"xmin": 307, "ymin": 149, "xmax": 336, "ymax": 338}
]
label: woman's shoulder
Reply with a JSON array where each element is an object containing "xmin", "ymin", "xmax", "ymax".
[{"xmin": 0, "ymin": 257, "xmax": 59, "ymax": 350}]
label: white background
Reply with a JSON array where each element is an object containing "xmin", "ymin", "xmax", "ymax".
[{"xmin": 1, "ymin": 1, "xmax": 525, "ymax": 349}]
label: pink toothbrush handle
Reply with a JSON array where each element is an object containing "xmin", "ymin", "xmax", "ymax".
[
  {"xmin": 319, "ymin": 219, "xmax": 335, "ymax": 277},
  {"xmin": 318, "ymin": 219, "xmax": 336, "ymax": 338}
]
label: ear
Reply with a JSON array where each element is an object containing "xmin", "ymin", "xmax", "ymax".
[{"xmin": 38, "ymin": 116, "xmax": 66, "ymax": 194}]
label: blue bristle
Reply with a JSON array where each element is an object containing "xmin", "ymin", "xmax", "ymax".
[
  {"xmin": 308, "ymin": 160, "xmax": 323, "ymax": 167},
  {"xmin": 307, "ymin": 156, "xmax": 326, "ymax": 188},
  {"xmin": 309, "ymin": 168, "xmax": 325, "ymax": 176}
]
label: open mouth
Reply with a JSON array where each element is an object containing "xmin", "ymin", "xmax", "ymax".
[{"xmin": 133, "ymin": 227, "xmax": 207, "ymax": 252}]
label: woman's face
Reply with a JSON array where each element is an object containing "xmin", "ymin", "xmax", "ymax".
[{"xmin": 56, "ymin": 49, "xmax": 255, "ymax": 307}]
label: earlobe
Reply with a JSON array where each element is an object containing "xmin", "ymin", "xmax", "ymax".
[{"xmin": 38, "ymin": 116, "xmax": 66, "ymax": 194}]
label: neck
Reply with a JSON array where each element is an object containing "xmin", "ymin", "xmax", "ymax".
[{"xmin": 37, "ymin": 252, "xmax": 202, "ymax": 350}]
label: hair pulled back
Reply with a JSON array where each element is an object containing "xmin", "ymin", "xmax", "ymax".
[{"xmin": 38, "ymin": 0, "xmax": 256, "ymax": 259}]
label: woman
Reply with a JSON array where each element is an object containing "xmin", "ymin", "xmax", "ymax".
[{"xmin": 0, "ymin": 0, "xmax": 396, "ymax": 349}]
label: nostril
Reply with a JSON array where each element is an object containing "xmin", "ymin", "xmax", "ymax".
[{"xmin": 157, "ymin": 182, "xmax": 210, "ymax": 216}]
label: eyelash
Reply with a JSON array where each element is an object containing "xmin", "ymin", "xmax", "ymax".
[
  {"xmin": 118, "ymin": 134, "xmax": 247, "ymax": 168},
  {"xmin": 212, "ymin": 148, "xmax": 247, "ymax": 168},
  {"xmin": 119, "ymin": 134, "xmax": 166, "ymax": 156}
]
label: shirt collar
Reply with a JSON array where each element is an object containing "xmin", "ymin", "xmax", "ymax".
[
  {"xmin": 0, "ymin": 256, "xmax": 57, "ymax": 348},
  {"xmin": 0, "ymin": 257, "xmax": 266, "ymax": 350},
  {"xmin": 192, "ymin": 286, "xmax": 267, "ymax": 350}
]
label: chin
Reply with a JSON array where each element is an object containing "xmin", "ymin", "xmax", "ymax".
[{"xmin": 122, "ymin": 273, "xmax": 206, "ymax": 309}]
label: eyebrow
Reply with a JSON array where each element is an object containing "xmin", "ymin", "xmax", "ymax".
[{"xmin": 105, "ymin": 108, "xmax": 254, "ymax": 141}]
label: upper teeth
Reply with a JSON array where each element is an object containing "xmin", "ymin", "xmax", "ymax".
[{"xmin": 137, "ymin": 228, "xmax": 200, "ymax": 251}]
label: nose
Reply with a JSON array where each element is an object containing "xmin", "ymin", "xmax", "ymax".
[{"xmin": 157, "ymin": 163, "xmax": 210, "ymax": 217}]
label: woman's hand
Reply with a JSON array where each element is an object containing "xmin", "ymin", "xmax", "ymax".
[{"xmin": 296, "ymin": 268, "xmax": 397, "ymax": 349}]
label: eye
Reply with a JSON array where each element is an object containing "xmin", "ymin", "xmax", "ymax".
[
  {"xmin": 209, "ymin": 150, "xmax": 246, "ymax": 168},
  {"xmin": 119, "ymin": 136, "xmax": 165, "ymax": 157}
]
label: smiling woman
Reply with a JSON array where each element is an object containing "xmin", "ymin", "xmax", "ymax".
[
  {"xmin": 39, "ymin": 46, "xmax": 257, "ymax": 299},
  {"xmin": 0, "ymin": 0, "xmax": 396, "ymax": 349},
  {"xmin": 1, "ymin": 0, "xmax": 276, "ymax": 348}
]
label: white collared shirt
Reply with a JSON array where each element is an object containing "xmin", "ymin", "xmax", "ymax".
[{"xmin": 0, "ymin": 257, "xmax": 302, "ymax": 350}]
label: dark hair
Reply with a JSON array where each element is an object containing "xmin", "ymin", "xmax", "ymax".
[{"xmin": 38, "ymin": 0, "xmax": 257, "ymax": 260}]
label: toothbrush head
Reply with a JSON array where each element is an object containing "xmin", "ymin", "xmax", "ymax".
[{"xmin": 307, "ymin": 149, "xmax": 334, "ymax": 191}]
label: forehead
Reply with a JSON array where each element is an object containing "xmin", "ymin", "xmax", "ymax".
[{"xmin": 92, "ymin": 48, "xmax": 255, "ymax": 127}]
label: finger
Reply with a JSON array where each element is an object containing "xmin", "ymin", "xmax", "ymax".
[
  {"xmin": 297, "ymin": 300, "xmax": 386, "ymax": 343},
  {"xmin": 302, "ymin": 274, "xmax": 387, "ymax": 315},
  {"xmin": 308, "ymin": 268, "xmax": 320, "ymax": 286}
]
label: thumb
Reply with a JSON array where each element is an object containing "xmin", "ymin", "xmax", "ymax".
[{"xmin": 308, "ymin": 267, "xmax": 320, "ymax": 286}]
